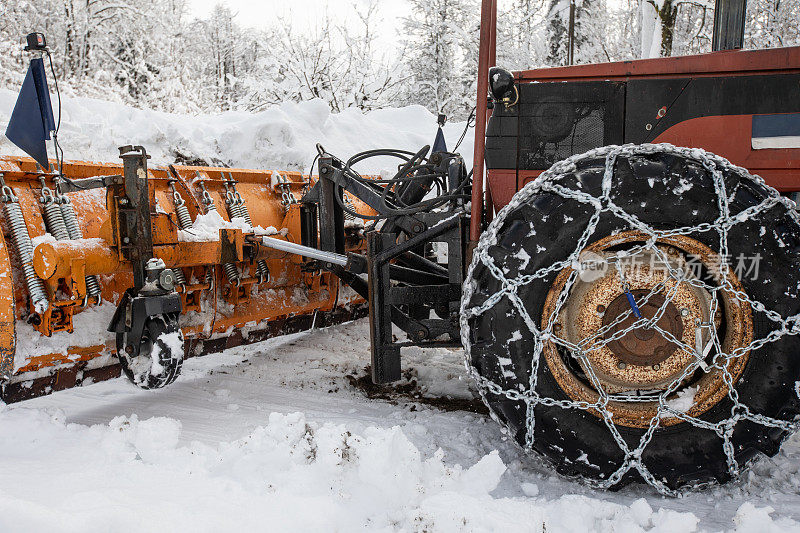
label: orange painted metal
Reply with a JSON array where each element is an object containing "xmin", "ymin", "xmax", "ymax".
[
  {"xmin": 0, "ymin": 229, "xmax": 17, "ymax": 380},
  {"xmin": 32, "ymin": 236, "xmax": 302, "ymax": 280},
  {"xmin": 0, "ymin": 154, "xmax": 369, "ymax": 388}
]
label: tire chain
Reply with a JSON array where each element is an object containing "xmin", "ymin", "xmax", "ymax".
[{"xmin": 460, "ymin": 143, "xmax": 800, "ymax": 496}]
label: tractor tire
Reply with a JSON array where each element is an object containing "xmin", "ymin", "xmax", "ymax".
[
  {"xmin": 461, "ymin": 144, "xmax": 800, "ymax": 493},
  {"xmin": 117, "ymin": 313, "xmax": 184, "ymax": 390}
]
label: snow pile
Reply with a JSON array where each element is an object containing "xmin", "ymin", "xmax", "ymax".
[
  {"xmin": 178, "ymin": 211, "xmax": 281, "ymax": 242},
  {"xmin": 14, "ymin": 302, "xmax": 117, "ymax": 371},
  {"xmin": 0, "ymin": 406, "xmax": 715, "ymax": 532},
  {"xmin": 178, "ymin": 211, "xmax": 247, "ymax": 242},
  {"xmin": 733, "ymin": 503, "xmax": 800, "ymax": 532},
  {"xmin": 0, "ymin": 90, "xmax": 474, "ymax": 174}
]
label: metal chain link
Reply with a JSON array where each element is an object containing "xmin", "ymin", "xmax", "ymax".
[{"xmin": 460, "ymin": 144, "xmax": 800, "ymax": 496}]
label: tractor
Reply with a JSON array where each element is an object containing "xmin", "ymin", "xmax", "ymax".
[{"xmin": 2, "ymin": 0, "xmax": 800, "ymax": 494}]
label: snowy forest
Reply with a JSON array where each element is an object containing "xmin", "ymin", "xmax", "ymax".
[{"xmin": 1, "ymin": 0, "xmax": 798, "ymax": 120}]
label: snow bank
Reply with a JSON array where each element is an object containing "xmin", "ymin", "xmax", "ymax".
[
  {"xmin": 0, "ymin": 406, "xmax": 714, "ymax": 532},
  {"xmin": 0, "ymin": 90, "xmax": 474, "ymax": 174}
]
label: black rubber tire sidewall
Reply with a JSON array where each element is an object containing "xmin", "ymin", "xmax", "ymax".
[
  {"xmin": 117, "ymin": 314, "xmax": 184, "ymax": 390},
  {"xmin": 463, "ymin": 145, "xmax": 800, "ymax": 491}
]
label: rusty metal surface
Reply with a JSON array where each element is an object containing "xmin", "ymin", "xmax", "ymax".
[
  {"xmin": 557, "ymin": 247, "xmax": 716, "ymax": 392},
  {"xmin": 542, "ymin": 231, "xmax": 753, "ymax": 428},
  {"xmin": 602, "ymin": 290, "xmax": 684, "ymax": 367}
]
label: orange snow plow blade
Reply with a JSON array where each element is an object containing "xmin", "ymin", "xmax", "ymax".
[{"xmin": 0, "ymin": 154, "xmax": 369, "ymax": 402}]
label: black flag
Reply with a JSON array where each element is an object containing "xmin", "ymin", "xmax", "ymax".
[
  {"xmin": 432, "ymin": 127, "xmax": 447, "ymax": 153},
  {"xmin": 5, "ymin": 57, "xmax": 56, "ymax": 169}
]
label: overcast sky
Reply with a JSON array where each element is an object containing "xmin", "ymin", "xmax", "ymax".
[{"xmin": 185, "ymin": 0, "xmax": 410, "ymax": 55}]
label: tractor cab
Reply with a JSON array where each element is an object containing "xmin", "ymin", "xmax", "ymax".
[{"xmin": 484, "ymin": 47, "xmax": 800, "ymax": 210}]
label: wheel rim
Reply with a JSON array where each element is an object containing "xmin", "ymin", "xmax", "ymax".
[{"xmin": 541, "ymin": 230, "xmax": 753, "ymax": 428}]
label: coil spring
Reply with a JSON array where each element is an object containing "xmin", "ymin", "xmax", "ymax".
[
  {"xmin": 255, "ymin": 261, "xmax": 269, "ymax": 282},
  {"xmin": 235, "ymin": 195, "xmax": 270, "ymax": 282},
  {"xmin": 83, "ymin": 271, "xmax": 103, "ymax": 298},
  {"xmin": 223, "ymin": 262, "xmax": 240, "ymax": 285},
  {"xmin": 173, "ymin": 267, "xmax": 187, "ymax": 286},
  {"xmin": 41, "ymin": 194, "xmax": 70, "ymax": 241},
  {"xmin": 170, "ymin": 190, "xmax": 193, "ymax": 287},
  {"xmin": 171, "ymin": 201, "xmax": 189, "ymax": 287},
  {"xmin": 234, "ymin": 193, "xmax": 250, "ymax": 223},
  {"xmin": 58, "ymin": 198, "xmax": 103, "ymax": 299},
  {"xmin": 172, "ymin": 190, "xmax": 193, "ymax": 230},
  {"xmin": 225, "ymin": 191, "xmax": 240, "ymax": 221},
  {"xmin": 176, "ymin": 202, "xmax": 193, "ymax": 230},
  {"xmin": 342, "ymin": 195, "xmax": 356, "ymax": 222},
  {"xmin": 201, "ymin": 185, "xmax": 217, "ymax": 213},
  {"xmin": 228, "ymin": 189, "xmax": 269, "ymax": 282},
  {"xmin": 199, "ymin": 186, "xmax": 219, "ymax": 287},
  {"xmin": 2, "ymin": 192, "xmax": 49, "ymax": 314},
  {"xmin": 59, "ymin": 199, "xmax": 82, "ymax": 240},
  {"xmin": 204, "ymin": 184, "xmax": 239, "ymax": 285}
]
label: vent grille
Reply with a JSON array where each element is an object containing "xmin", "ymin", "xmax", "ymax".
[{"xmin": 518, "ymin": 81, "xmax": 625, "ymax": 170}]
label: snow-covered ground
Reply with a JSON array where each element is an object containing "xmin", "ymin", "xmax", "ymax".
[{"xmin": 1, "ymin": 319, "xmax": 799, "ymax": 532}]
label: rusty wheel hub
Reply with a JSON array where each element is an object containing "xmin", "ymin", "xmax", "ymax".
[
  {"xmin": 557, "ymin": 246, "xmax": 715, "ymax": 392},
  {"xmin": 602, "ymin": 290, "xmax": 684, "ymax": 367},
  {"xmin": 542, "ymin": 231, "xmax": 753, "ymax": 428}
]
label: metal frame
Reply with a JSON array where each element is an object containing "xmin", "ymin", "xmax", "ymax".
[
  {"xmin": 470, "ymin": 0, "xmax": 497, "ymax": 243},
  {"xmin": 367, "ymin": 213, "xmax": 466, "ymax": 383},
  {"xmin": 301, "ymin": 151, "xmax": 468, "ymax": 384},
  {"xmin": 107, "ymin": 145, "xmax": 182, "ymax": 359},
  {"xmin": 114, "ymin": 145, "xmax": 154, "ymax": 290}
]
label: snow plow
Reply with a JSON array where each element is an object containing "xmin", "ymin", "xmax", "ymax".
[
  {"xmin": 0, "ymin": 150, "xmax": 371, "ymax": 399},
  {"xmin": 4, "ymin": 0, "xmax": 800, "ymax": 495}
]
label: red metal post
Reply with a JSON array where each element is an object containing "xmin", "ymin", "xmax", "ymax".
[
  {"xmin": 484, "ymin": 0, "xmax": 497, "ymax": 225},
  {"xmin": 470, "ymin": 0, "xmax": 497, "ymax": 242},
  {"xmin": 488, "ymin": 0, "xmax": 497, "ymax": 67}
]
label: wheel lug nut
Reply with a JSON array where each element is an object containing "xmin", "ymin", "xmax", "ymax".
[
  {"xmin": 680, "ymin": 308, "xmax": 690, "ymax": 317},
  {"xmin": 597, "ymin": 304, "xmax": 606, "ymax": 314},
  {"xmin": 617, "ymin": 361, "xmax": 627, "ymax": 370},
  {"xmin": 652, "ymin": 364, "xmax": 661, "ymax": 371}
]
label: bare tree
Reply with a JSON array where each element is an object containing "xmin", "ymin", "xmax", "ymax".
[{"xmin": 640, "ymin": 0, "xmax": 714, "ymax": 58}]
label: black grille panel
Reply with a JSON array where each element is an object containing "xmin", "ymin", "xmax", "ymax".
[{"xmin": 518, "ymin": 81, "xmax": 625, "ymax": 170}]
